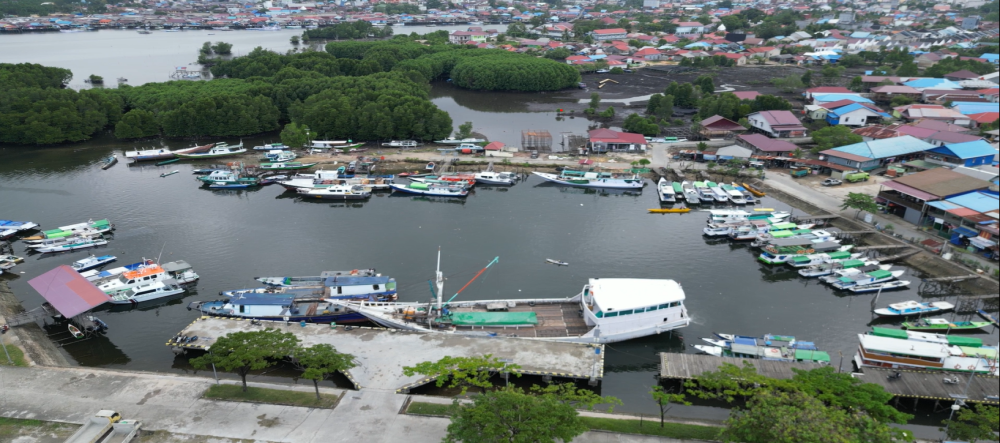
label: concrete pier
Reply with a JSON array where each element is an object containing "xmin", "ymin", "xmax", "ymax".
[{"xmin": 170, "ymin": 316, "xmax": 606, "ymax": 392}]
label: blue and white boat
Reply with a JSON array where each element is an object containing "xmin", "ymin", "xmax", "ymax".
[
  {"xmin": 255, "ymin": 269, "xmax": 381, "ymax": 287},
  {"xmin": 189, "ymin": 292, "xmax": 380, "ymax": 324},
  {"xmin": 0, "ymin": 220, "xmax": 40, "ymax": 240},
  {"xmin": 874, "ymin": 300, "xmax": 955, "ymax": 317},
  {"xmin": 71, "ymin": 254, "xmax": 118, "ymax": 272},
  {"xmin": 390, "ymin": 183, "xmax": 469, "ymax": 198},
  {"xmin": 225, "ymin": 274, "xmax": 396, "ymax": 299},
  {"xmin": 847, "ymin": 280, "xmax": 911, "ymax": 294},
  {"xmin": 657, "ymin": 178, "xmax": 676, "ymax": 203},
  {"xmin": 532, "ymin": 170, "xmax": 644, "ymax": 190},
  {"xmin": 79, "ymin": 259, "xmax": 155, "ymax": 282},
  {"xmin": 693, "ymin": 333, "xmax": 830, "ymax": 364},
  {"xmin": 830, "ymin": 269, "xmax": 904, "ymax": 290}
]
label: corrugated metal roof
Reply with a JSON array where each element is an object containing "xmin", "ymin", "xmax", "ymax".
[
  {"xmin": 832, "ymin": 136, "xmax": 934, "ymax": 159},
  {"xmin": 946, "ymin": 191, "xmax": 999, "ymax": 214},
  {"xmin": 933, "ymin": 140, "xmax": 997, "ymax": 159}
]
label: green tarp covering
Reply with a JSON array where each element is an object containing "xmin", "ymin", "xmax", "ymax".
[
  {"xmin": 828, "ymin": 251, "xmax": 851, "ymax": 260},
  {"xmin": 871, "ymin": 327, "xmax": 909, "ymax": 340},
  {"xmin": 795, "ymin": 349, "xmax": 831, "ymax": 363},
  {"xmin": 771, "ymin": 223, "xmax": 797, "ymax": 229},
  {"xmin": 948, "ymin": 336, "xmax": 983, "ymax": 348},
  {"xmin": 867, "ymin": 270, "xmax": 892, "ymax": 279},
  {"xmin": 449, "ymin": 312, "xmax": 538, "ymax": 326},
  {"xmin": 959, "ymin": 346, "xmax": 996, "ymax": 358},
  {"xmin": 791, "ymin": 256, "xmax": 811, "ymax": 263},
  {"xmin": 841, "ymin": 259, "xmax": 865, "ymax": 268}
]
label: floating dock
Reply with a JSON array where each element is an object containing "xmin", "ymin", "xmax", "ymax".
[
  {"xmin": 169, "ymin": 317, "xmax": 605, "ymax": 392},
  {"xmin": 658, "ymin": 352, "xmax": 825, "ymax": 380},
  {"xmin": 852, "ymin": 368, "xmax": 999, "ymax": 405}
]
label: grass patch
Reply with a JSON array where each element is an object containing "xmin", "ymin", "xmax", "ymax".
[
  {"xmin": 580, "ymin": 417, "xmax": 721, "ymax": 440},
  {"xmin": 0, "ymin": 417, "xmax": 77, "ymax": 440},
  {"xmin": 407, "ymin": 402, "xmax": 454, "ymax": 416},
  {"xmin": 405, "ymin": 402, "xmax": 721, "ymax": 440},
  {"xmin": 0, "ymin": 343, "xmax": 29, "ymax": 367},
  {"xmin": 203, "ymin": 384, "xmax": 340, "ymax": 409}
]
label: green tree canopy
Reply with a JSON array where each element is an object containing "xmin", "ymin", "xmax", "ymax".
[
  {"xmin": 189, "ymin": 329, "xmax": 300, "ymax": 392},
  {"xmin": 943, "ymin": 405, "xmax": 999, "ymax": 442},
  {"xmin": 0, "ymin": 63, "xmax": 72, "ymax": 89},
  {"xmin": 456, "ymin": 121, "xmax": 473, "ymax": 139},
  {"xmin": 623, "ymin": 113, "xmax": 660, "ymax": 136},
  {"xmin": 114, "ymin": 109, "xmax": 159, "ymax": 139},
  {"xmin": 812, "ymin": 125, "xmax": 863, "ymax": 152},
  {"xmin": 280, "ymin": 122, "xmax": 310, "ymax": 148},
  {"xmin": 403, "ymin": 355, "xmax": 522, "ymax": 395},
  {"xmin": 293, "ymin": 343, "xmax": 356, "ymax": 400},
  {"xmin": 841, "ymin": 192, "xmax": 878, "ymax": 219},
  {"xmin": 444, "ymin": 387, "xmax": 588, "ymax": 443}
]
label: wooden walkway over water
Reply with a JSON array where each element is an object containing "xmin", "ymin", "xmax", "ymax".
[
  {"xmin": 852, "ymin": 368, "xmax": 999, "ymax": 405},
  {"xmin": 658, "ymin": 353, "xmax": 824, "ymax": 380}
]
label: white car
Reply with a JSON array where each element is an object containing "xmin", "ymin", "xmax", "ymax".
[{"xmin": 596, "ymin": 69, "xmax": 610, "ymax": 73}]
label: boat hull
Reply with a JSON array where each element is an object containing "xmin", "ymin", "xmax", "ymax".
[
  {"xmin": 532, "ymin": 172, "xmax": 643, "ymax": 189},
  {"xmin": 303, "ymin": 193, "xmax": 371, "ymax": 200},
  {"xmin": 390, "ymin": 184, "xmax": 468, "ymax": 197}
]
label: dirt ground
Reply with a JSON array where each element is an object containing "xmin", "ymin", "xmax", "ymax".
[
  {"xmin": 787, "ymin": 172, "xmax": 889, "ymax": 202},
  {"xmin": 293, "ymin": 148, "xmax": 648, "ymax": 172},
  {"xmin": 1, "ymin": 421, "xmax": 263, "ymax": 443}
]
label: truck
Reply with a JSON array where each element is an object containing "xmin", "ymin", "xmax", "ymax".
[
  {"xmin": 844, "ymin": 172, "xmax": 870, "ymax": 183},
  {"xmin": 64, "ymin": 410, "xmax": 121, "ymax": 443},
  {"xmin": 790, "ymin": 168, "xmax": 809, "ymax": 178},
  {"xmin": 99, "ymin": 420, "xmax": 141, "ymax": 443}
]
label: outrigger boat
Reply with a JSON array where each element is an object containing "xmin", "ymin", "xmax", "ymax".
[
  {"xmin": 175, "ymin": 143, "xmax": 246, "ymax": 159},
  {"xmin": 23, "ymin": 219, "xmax": 113, "ymax": 241},
  {"xmin": 297, "ymin": 185, "xmax": 372, "ymax": 200},
  {"xmin": 902, "ymin": 318, "xmax": 993, "ymax": 332},
  {"xmin": 873, "ymin": 300, "xmax": 955, "ymax": 317},
  {"xmin": 33, "ymin": 236, "xmax": 108, "ymax": 253},
  {"xmin": 330, "ymin": 249, "xmax": 691, "ymax": 344},
  {"xmin": 255, "ymin": 269, "xmax": 381, "ymax": 287},
  {"xmin": 657, "ymin": 178, "xmax": 676, "ymax": 203},
  {"xmin": 259, "ymin": 162, "xmax": 317, "ymax": 171},
  {"xmin": 390, "ymin": 182, "xmax": 469, "ymax": 198},
  {"xmin": 533, "ymin": 170, "xmax": 644, "ymax": 190},
  {"xmin": 71, "ymin": 255, "xmax": 117, "ymax": 272}
]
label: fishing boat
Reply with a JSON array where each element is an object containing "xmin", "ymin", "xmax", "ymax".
[
  {"xmin": 390, "ymin": 183, "xmax": 469, "ymax": 198},
  {"xmin": 0, "ymin": 255, "xmax": 24, "ymax": 274},
  {"xmin": 255, "ymin": 269, "xmax": 381, "ymax": 287},
  {"xmin": 173, "ymin": 143, "xmax": 215, "ymax": 156},
  {"xmin": 798, "ymin": 260, "xmax": 884, "ymax": 278},
  {"xmin": 741, "ymin": 182, "xmax": 766, "ymax": 197},
  {"xmin": 853, "ymin": 333, "xmax": 998, "ymax": 375},
  {"xmin": 68, "ymin": 325, "xmax": 84, "ymax": 339},
  {"xmin": 681, "ymin": 181, "xmax": 700, "ymax": 204},
  {"xmin": 156, "ymin": 158, "xmax": 180, "ymax": 166},
  {"xmin": 101, "ymin": 155, "xmax": 118, "ymax": 170},
  {"xmin": 546, "ymin": 259, "xmax": 569, "ymax": 266},
  {"xmin": 532, "ymin": 170, "xmax": 644, "ymax": 190},
  {"xmin": 297, "ymin": 185, "xmax": 372, "ymax": 200},
  {"xmin": 70, "ymin": 255, "xmax": 117, "ymax": 272},
  {"xmin": 196, "ymin": 170, "xmax": 260, "ymax": 188},
  {"xmin": 758, "ymin": 240, "xmax": 845, "ymax": 265},
  {"xmin": 277, "ymin": 170, "xmax": 394, "ymax": 191},
  {"xmin": 649, "ymin": 208, "xmax": 691, "ymax": 213},
  {"xmin": 693, "ymin": 182, "xmax": 715, "ymax": 202},
  {"xmin": 0, "ymin": 220, "xmax": 40, "ymax": 240},
  {"xmin": 331, "ymin": 250, "xmax": 692, "ymax": 344},
  {"xmin": 410, "ymin": 174, "xmax": 476, "ymax": 187},
  {"xmin": 189, "ymin": 293, "xmax": 373, "ymax": 324},
  {"xmin": 435, "ymin": 137, "xmax": 486, "ymax": 144},
  {"xmin": 657, "ymin": 178, "xmax": 676, "ymax": 203},
  {"xmin": 23, "ymin": 219, "xmax": 113, "ymax": 241},
  {"xmin": 252, "ymin": 142, "xmax": 288, "ymax": 151},
  {"xmin": 830, "ymin": 269, "xmax": 904, "ymax": 290},
  {"xmin": 26, "ymin": 233, "xmax": 102, "ymax": 248},
  {"xmin": 846, "ymin": 280, "xmax": 910, "ymax": 293},
  {"xmin": 380, "ymin": 140, "xmax": 419, "ymax": 148},
  {"xmin": 109, "ymin": 280, "xmax": 185, "ymax": 305},
  {"xmin": 261, "ymin": 150, "xmax": 296, "ymax": 162},
  {"xmin": 160, "ymin": 170, "xmax": 180, "ymax": 178},
  {"xmin": 124, "ymin": 148, "xmax": 175, "ymax": 162},
  {"xmin": 786, "ymin": 250, "xmax": 857, "ymax": 268},
  {"xmin": 694, "ymin": 333, "xmax": 830, "ymax": 364},
  {"xmin": 97, "ymin": 260, "xmax": 199, "ymax": 295},
  {"xmin": 473, "ymin": 171, "xmax": 514, "ymax": 186},
  {"xmin": 79, "ymin": 259, "xmax": 155, "ymax": 282},
  {"xmin": 868, "ymin": 327, "xmax": 986, "ymax": 348},
  {"xmin": 902, "ymin": 318, "xmax": 993, "ymax": 332},
  {"xmin": 732, "ymin": 183, "xmax": 756, "ymax": 204},
  {"xmin": 721, "ymin": 184, "xmax": 746, "ymax": 204},
  {"xmin": 979, "ymin": 310, "xmax": 998, "ymax": 326},
  {"xmin": 752, "ymin": 227, "xmax": 830, "ymax": 245},
  {"xmin": 706, "ymin": 182, "xmax": 729, "ymax": 203},
  {"xmin": 708, "ymin": 209, "xmax": 790, "ymax": 224},
  {"xmin": 873, "ymin": 300, "xmax": 955, "ymax": 317},
  {"xmin": 259, "ymin": 162, "xmax": 317, "ymax": 171},
  {"xmin": 175, "ymin": 144, "xmax": 246, "ymax": 159},
  {"xmin": 33, "ymin": 236, "xmax": 109, "ymax": 253},
  {"xmin": 225, "ymin": 275, "xmax": 396, "ymax": 299},
  {"xmin": 819, "ymin": 264, "xmax": 891, "ymax": 284}
]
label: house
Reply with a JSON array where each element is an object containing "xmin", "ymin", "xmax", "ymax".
[
  {"xmin": 675, "ymin": 21, "xmax": 707, "ymax": 34},
  {"xmin": 821, "ymin": 136, "xmax": 935, "ymax": 173},
  {"xmin": 853, "ymin": 124, "xmax": 905, "ymax": 141},
  {"xmin": 713, "ymin": 52, "xmax": 748, "ymax": 66},
  {"xmin": 925, "ymin": 140, "xmax": 997, "ymax": 167},
  {"xmin": 737, "ymin": 134, "xmax": 797, "ymax": 156},
  {"xmin": 804, "ymin": 86, "xmax": 854, "ymax": 100},
  {"xmin": 632, "ymin": 47, "xmax": 662, "ymax": 61},
  {"xmin": 895, "ymin": 105, "xmax": 972, "ymax": 126},
  {"xmin": 591, "ymin": 28, "xmax": 627, "ymax": 41},
  {"xmin": 746, "ymin": 111, "xmax": 807, "ymax": 138},
  {"xmin": 745, "ymin": 46, "xmax": 781, "ymax": 59},
  {"xmin": 731, "ymin": 91, "xmax": 760, "ymax": 101},
  {"xmin": 903, "ymin": 78, "xmax": 962, "ymax": 91},
  {"xmin": 587, "ymin": 129, "xmax": 647, "ymax": 153},
  {"xmin": 869, "ymin": 85, "xmax": 922, "ymax": 104},
  {"xmin": 811, "ymin": 94, "xmax": 874, "ymax": 106},
  {"xmin": 951, "ymin": 102, "xmax": 999, "ymax": 117},
  {"xmin": 699, "ymin": 115, "xmax": 747, "ymax": 140},
  {"xmin": 825, "ymin": 103, "xmax": 892, "ymax": 127},
  {"xmin": 944, "ymin": 69, "xmax": 982, "ymax": 82},
  {"xmin": 968, "ymin": 112, "xmax": 1000, "ymax": 128},
  {"xmin": 715, "ymin": 145, "xmax": 753, "ymax": 159},
  {"xmin": 924, "ymin": 131, "xmax": 986, "ymax": 147},
  {"xmin": 449, "ymin": 31, "xmax": 489, "ymax": 44},
  {"xmin": 878, "ymin": 168, "xmax": 993, "ymax": 226}
]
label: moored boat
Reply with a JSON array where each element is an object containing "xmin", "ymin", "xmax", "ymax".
[
  {"xmin": 873, "ymin": 300, "xmax": 955, "ymax": 317},
  {"xmin": 225, "ymin": 274, "xmax": 395, "ymax": 299},
  {"xmin": 390, "ymin": 182, "xmax": 469, "ymax": 198},
  {"xmin": 722, "ymin": 184, "xmax": 746, "ymax": 204},
  {"xmin": 657, "ymin": 178, "xmax": 676, "ymax": 203},
  {"xmin": 436, "ymin": 137, "xmax": 486, "ymax": 144},
  {"xmin": 255, "ymin": 269, "xmax": 380, "ymax": 287},
  {"xmin": 742, "ymin": 182, "xmax": 766, "ymax": 197},
  {"xmin": 261, "ymin": 150, "xmax": 297, "ymax": 162},
  {"xmin": 533, "ymin": 170, "xmax": 644, "ymax": 189},
  {"xmin": 681, "ymin": 181, "xmax": 700, "ymax": 204},
  {"xmin": 101, "ymin": 155, "xmax": 118, "ymax": 170},
  {"xmin": 196, "ymin": 169, "xmax": 260, "ymax": 188},
  {"xmin": 0, "ymin": 220, "xmax": 40, "ymax": 240},
  {"xmin": 901, "ymin": 318, "xmax": 993, "ymax": 332},
  {"xmin": 79, "ymin": 259, "xmax": 155, "ymax": 282},
  {"xmin": 297, "ymin": 185, "xmax": 372, "ymax": 200},
  {"xmin": 473, "ymin": 171, "xmax": 514, "ymax": 186},
  {"xmin": 693, "ymin": 182, "xmax": 715, "ymax": 202},
  {"xmin": 23, "ymin": 219, "xmax": 113, "ymax": 241},
  {"xmin": 259, "ymin": 162, "xmax": 317, "ymax": 171},
  {"xmin": 0, "ymin": 255, "xmax": 24, "ymax": 274},
  {"xmin": 649, "ymin": 208, "xmax": 691, "ymax": 213},
  {"xmin": 853, "ymin": 333, "xmax": 998, "ymax": 375},
  {"xmin": 109, "ymin": 280, "xmax": 185, "ymax": 305},
  {"xmin": 97, "ymin": 260, "xmax": 199, "ymax": 295},
  {"xmin": 33, "ymin": 236, "xmax": 108, "ymax": 253},
  {"xmin": 71, "ymin": 255, "xmax": 117, "ymax": 272},
  {"xmin": 124, "ymin": 148, "xmax": 175, "ymax": 162},
  {"xmin": 380, "ymin": 140, "xmax": 419, "ymax": 148},
  {"xmin": 253, "ymin": 142, "xmax": 287, "ymax": 151},
  {"xmin": 830, "ymin": 269, "xmax": 904, "ymax": 290},
  {"xmin": 175, "ymin": 144, "xmax": 246, "ymax": 159},
  {"xmin": 706, "ymin": 182, "xmax": 729, "ymax": 203},
  {"xmin": 798, "ymin": 259, "xmax": 884, "ymax": 278},
  {"xmin": 694, "ymin": 333, "xmax": 830, "ymax": 364},
  {"xmin": 846, "ymin": 280, "xmax": 910, "ymax": 293}
]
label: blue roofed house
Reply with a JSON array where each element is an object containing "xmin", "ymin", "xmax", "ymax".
[
  {"xmin": 878, "ymin": 168, "xmax": 994, "ymax": 230},
  {"xmin": 950, "ymin": 102, "xmax": 999, "ymax": 116},
  {"xmin": 825, "ymin": 103, "xmax": 892, "ymax": 127},
  {"xmin": 811, "ymin": 93, "xmax": 875, "ymax": 106},
  {"xmin": 820, "ymin": 136, "xmax": 935, "ymax": 176},
  {"xmin": 925, "ymin": 140, "xmax": 998, "ymax": 168},
  {"xmin": 903, "ymin": 78, "xmax": 962, "ymax": 90},
  {"xmin": 981, "ymin": 53, "xmax": 999, "ymax": 65}
]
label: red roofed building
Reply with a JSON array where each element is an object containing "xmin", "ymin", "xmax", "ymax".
[
  {"xmin": 633, "ymin": 47, "xmax": 663, "ymax": 60},
  {"xmin": 968, "ymin": 112, "xmax": 1000, "ymax": 128},
  {"xmin": 588, "ymin": 129, "xmax": 648, "ymax": 153},
  {"xmin": 746, "ymin": 110, "xmax": 807, "ymax": 138},
  {"xmin": 700, "ymin": 115, "xmax": 748, "ymax": 139},
  {"xmin": 731, "ymin": 91, "xmax": 760, "ymax": 100},
  {"xmin": 745, "ymin": 46, "xmax": 780, "ymax": 58},
  {"xmin": 714, "ymin": 52, "xmax": 747, "ymax": 65}
]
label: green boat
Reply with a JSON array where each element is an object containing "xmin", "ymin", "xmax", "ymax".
[
  {"xmin": 871, "ymin": 327, "xmax": 984, "ymax": 347},
  {"xmin": 259, "ymin": 162, "xmax": 317, "ymax": 171},
  {"xmin": 156, "ymin": 158, "xmax": 180, "ymax": 166},
  {"xmin": 22, "ymin": 219, "xmax": 113, "ymax": 240},
  {"xmin": 901, "ymin": 318, "xmax": 993, "ymax": 332},
  {"xmin": 196, "ymin": 170, "xmax": 260, "ymax": 187}
]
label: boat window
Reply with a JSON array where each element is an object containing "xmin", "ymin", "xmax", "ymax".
[
  {"xmin": 658, "ymin": 304, "xmax": 670, "ymax": 310},
  {"xmin": 373, "ymin": 285, "xmax": 380, "ymax": 290},
  {"xmin": 594, "ymin": 311, "xmax": 603, "ymax": 318},
  {"xmin": 619, "ymin": 309, "xmax": 634, "ymax": 316},
  {"xmin": 127, "ymin": 280, "xmax": 135, "ymax": 284},
  {"xmin": 605, "ymin": 311, "xmax": 618, "ymax": 317},
  {"xmin": 239, "ymin": 305, "xmax": 245, "ymax": 313},
  {"xmin": 337, "ymin": 287, "xmax": 342, "ymax": 294}
]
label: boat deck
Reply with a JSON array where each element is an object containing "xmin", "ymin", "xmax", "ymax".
[
  {"xmin": 448, "ymin": 302, "xmax": 591, "ymax": 338},
  {"xmin": 170, "ymin": 316, "xmax": 604, "ymax": 391}
]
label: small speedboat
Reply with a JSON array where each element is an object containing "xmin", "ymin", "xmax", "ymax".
[
  {"xmin": 874, "ymin": 301, "xmax": 955, "ymax": 317},
  {"xmin": 68, "ymin": 324, "xmax": 84, "ymax": 338},
  {"xmin": 160, "ymin": 170, "xmax": 179, "ymax": 177},
  {"xmin": 101, "ymin": 154, "xmax": 118, "ymax": 170},
  {"xmin": 71, "ymin": 254, "xmax": 117, "ymax": 272},
  {"xmin": 847, "ymin": 280, "xmax": 910, "ymax": 294},
  {"xmin": 297, "ymin": 185, "xmax": 372, "ymax": 200},
  {"xmin": 425, "ymin": 162, "xmax": 436, "ymax": 171},
  {"xmin": 546, "ymin": 259, "xmax": 568, "ymax": 266},
  {"xmin": 692, "ymin": 345, "xmax": 723, "ymax": 357}
]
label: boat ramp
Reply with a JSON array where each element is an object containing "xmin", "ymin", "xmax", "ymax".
[
  {"xmin": 657, "ymin": 352, "xmax": 825, "ymax": 380},
  {"xmin": 169, "ymin": 316, "xmax": 605, "ymax": 392}
]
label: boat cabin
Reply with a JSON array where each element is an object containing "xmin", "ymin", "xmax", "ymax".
[{"xmin": 583, "ymin": 279, "xmax": 689, "ymax": 342}]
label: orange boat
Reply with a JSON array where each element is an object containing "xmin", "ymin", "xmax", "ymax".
[{"xmin": 648, "ymin": 208, "xmax": 691, "ymax": 213}]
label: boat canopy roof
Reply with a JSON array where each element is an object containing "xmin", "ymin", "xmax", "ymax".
[
  {"xmin": 871, "ymin": 327, "xmax": 909, "ymax": 340},
  {"xmin": 867, "ymin": 270, "xmax": 893, "ymax": 279},
  {"xmin": 590, "ymin": 278, "xmax": 685, "ymax": 313},
  {"xmin": 795, "ymin": 349, "xmax": 831, "ymax": 363},
  {"xmin": 770, "ymin": 222, "xmax": 798, "ymax": 230},
  {"xmin": 858, "ymin": 334, "xmax": 950, "ymax": 358},
  {"xmin": 959, "ymin": 346, "xmax": 997, "ymax": 359},
  {"xmin": 772, "ymin": 231, "xmax": 796, "ymax": 239},
  {"xmin": 948, "ymin": 336, "xmax": 984, "ymax": 347},
  {"xmin": 161, "ymin": 260, "xmax": 192, "ymax": 272},
  {"xmin": 769, "ymin": 238, "xmax": 817, "ymax": 246},
  {"xmin": 322, "ymin": 275, "xmax": 393, "ymax": 286},
  {"xmin": 828, "ymin": 251, "xmax": 852, "ymax": 260},
  {"xmin": 791, "ymin": 255, "xmax": 812, "ymax": 263},
  {"xmin": 840, "ymin": 259, "xmax": 865, "ymax": 268},
  {"xmin": 449, "ymin": 312, "xmax": 538, "ymax": 326}
]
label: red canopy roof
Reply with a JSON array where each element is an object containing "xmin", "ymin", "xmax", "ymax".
[{"xmin": 28, "ymin": 266, "xmax": 111, "ymax": 318}]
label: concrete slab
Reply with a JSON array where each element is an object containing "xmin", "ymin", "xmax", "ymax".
[{"xmin": 171, "ymin": 317, "xmax": 605, "ymax": 391}]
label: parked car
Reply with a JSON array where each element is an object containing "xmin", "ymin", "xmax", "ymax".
[
  {"xmin": 821, "ymin": 178, "xmax": 843, "ymax": 186},
  {"xmin": 844, "ymin": 172, "xmax": 870, "ymax": 183},
  {"xmin": 623, "ymin": 69, "xmax": 634, "ymax": 73},
  {"xmin": 596, "ymin": 69, "xmax": 610, "ymax": 74}
]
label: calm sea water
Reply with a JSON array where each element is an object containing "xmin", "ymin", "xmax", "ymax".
[{"xmin": 1, "ymin": 31, "xmax": 991, "ymax": 436}]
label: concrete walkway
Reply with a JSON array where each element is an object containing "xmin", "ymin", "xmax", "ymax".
[{"xmin": 0, "ymin": 366, "xmax": 696, "ymax": 443}]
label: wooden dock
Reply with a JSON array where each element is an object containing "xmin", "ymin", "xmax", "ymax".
[
  {"xmin": 852, "ymin": 368, "xmax": 999, "ymax": 405},
  {"xmin": 658, "ymin": 353, "xmax": 824, "ymax": 380}
]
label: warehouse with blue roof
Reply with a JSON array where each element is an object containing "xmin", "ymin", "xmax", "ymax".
[
  {"xmin": 925, "ymin": 140, "xmax": 997, "ymax": 167},
  {"xmin": 824, "ymin": 103, "xmax": 892, "ymax": 127},
  {"xmin": 821, "ymin": 136, "xmax": 935, "ymax": 173}
]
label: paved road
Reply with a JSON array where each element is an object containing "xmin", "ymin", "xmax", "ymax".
[{"xmin": 0, "ymin": 366, "xmax": 694, "ymax": 443}]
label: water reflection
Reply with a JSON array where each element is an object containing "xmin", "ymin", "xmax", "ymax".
[{"xmin": 43, "ymin": 323, "xmax": 131, "ymax": 367}]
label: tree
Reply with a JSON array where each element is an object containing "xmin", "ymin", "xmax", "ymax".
[
  {"xmin": 772, "ymin": 74, "xmax": 805, "ymax": 93},
  {"xmin": 290, "ymin": 35, "xmax": 300, "ymax": 45},
  {"xmin": 686, "ymin": 361, "xmax": 769, "ymax": 403},
  {"xmin": 721, "ymin": 15, "xmax": 744, "ymax": 32},
  {"xmin": 457, "ymin": 121, "xmax": 473, "ymax": 139},
  {"xmin": 696, "ymin": 142, "xmax": 709, "ymax": 152},
  {"xmin": 789, "ymin": 367, "xmax": 911, "ymax": 424},
  {"xmin": 113, "ymin": 109, "xmax": 159, "ymax": 139},
  {"xmin": 895, "ymin": 60, "xmax": 919, "ymax": 76},
  {"xmin": 211, "ymin": 42, "xmax": 233, "ymax": 55},
  {"xmin": 293, "ymin": 344, "xmax": 356, "ymax": 400},
  {"xmin": 444, "ymin": 387, "xmax": 588, "ymax": 443},
  {"xmin": 801, "ymin": 70, "xmax": 813, "ymax": 87},
  {"xmin": 812, "ymin": 125, "xmax": 862, "ymax": 152},
  {"xmin": 848, "ymin": 76, "xmax": 864, "ymax": 92},
  {"xmin": 651, "ymin": 386, "xmax": 690, "ymax": 428},
  {"xmin": 721, "ymin": 390, "xmax": 906, "ymax": 443},
  {"xmin": 821, "ymin": 65, "xmax": 845, "ymax": 79},
  {"xmin": 841, "ymin": 192, "xmax": 878, "ymax": 219},
  {"xmin": 280, "ymin": 122, "xmax": 310, "ymax": 148},
  {"xmin": 695, "ymin": 75, "xmax": 715, "ymax": 94},
  {"xmin": 589, "ymin": 92, "xmax": 601, "ymax": 109},
  {"xmin": 738, "ymin": 117, "xmax": 750, "ymax": 129},
  {"xmin": 942, "ymin": 405, "xmax": 999, "ymax": 442},
  {"xmin": 543, "ymin": 47, "xmax": 571, "ymax": 60},
  {"xmin": 200, "ymin": 41, "xmax": 213, "ymax": 55},
  {"xmin": 623, "ymin": 113, "xmax": 659, "ymax": 136},
  {"xmin": 837, "ymin": 54, "xmax": 865, "ymax": 68},
  {"xmin": 890, "ymin": 95, "xmax": 914, "ymax": 107},
  {"xmin": 188, "ymin": 329, "xmax": 300, "ymax": 392},
  {"xmin": 599, "ymin": 106, "xmax": 615, "ymax": 118},
  {"xmin": 402, "ymin": 355, "xmax": 521, "ymax": 395}
]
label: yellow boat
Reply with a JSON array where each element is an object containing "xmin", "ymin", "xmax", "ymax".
[
  {"xmin": 741, "ymin": 182, "xmax": 766, "ymax": 197},
  {"xmin": 648, "ymin": 208, "xmax": 692, "ymax": 213}
]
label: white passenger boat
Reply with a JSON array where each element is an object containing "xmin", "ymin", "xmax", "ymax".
[
  {"xmin": 380, "ymin": 140, "xmax": 419, "ymax": 148},
  {"xmin": 278, "ymin": 170, "xmax": 394, "ymax": 191},
  {"xmin": 798, "ymin": 260, "xmax": 885, "ymax": 278},
  {"xmin": 853, "ymin": 333, "xmax": 997, "ymax": 375},
  {"xmin": 71, "ymin": 255, "xmax": 117, "ymax": 272},
  {"xmin": 708, "ymin": 209, "xmax": 790, "ymax": 223},
  {"xmin": 33, "ymin": 236, "xmax": 108, "ymax": 253},
  {"xmin": 331, "ymin": 250, "xmax": 691, "ymax": 344},
  {"xmin": 819, "ymin": 264, "xmax": 891, "ymax": 284},
  {"xmin": 725, "ymin": 187, "xmax": 746, "ymax": 204},
  {"xmin": 847, "ymin": 280, "xmax": 910, "ymax": 293},
  {"xmin": 532, "ymin": 170, "xmax": 644, "ymax": 189},
  {"xmin": 79, "ymin": 259, "xmax": 155, "ymax": 282},
  {"xmin": 109, "ymin": 280, "xmax": 185, "ymax": 305},
  {"xmin": 97, "ymin": 261, "xmax": 199, "ymax": 295},
  {"xmin": 785, "ymin": 250, "xmax": 858, "ymax": 268},
  {"xmin": 124, "ymin": 147, "xmax": 175, "ymax": 161},
  {"xmin": 175, "ymin": 143, "xmax": 246, "ymax": 159},
  {"xmin": 830, "ymin": 269, "xmax": 905, "ymax": 290},
  {"xmin": 657, "ymin": 178, "xmax": 676, "ymax": 203},
  {"xmin": 707, "ymin": 182, "xmax": 729, "ymax": 203},
  {"xmin": 681, "ymin": 181, "xmax": 700, "ymax": 204},
  {"xmin": 473, "ymin": 171, "xmax": 514, "ymax": 186},
  {"xmin": 873, "ymin": 301, "xmax": 955, "ymax": 317},
  {"xmin": 297, "ymin": 185, "xmax": 372, "ymax": 200},
  {"xmin": 694, "ymin": 182, "xmax": 715, "ymax": 202},
  {"xmin": 390, "ymin": 183, "xmax": 469, "ymax": 197}
]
